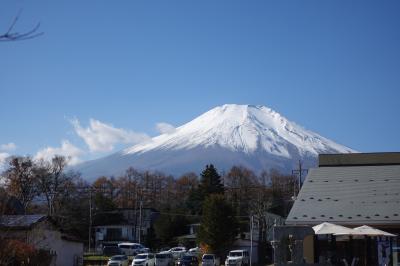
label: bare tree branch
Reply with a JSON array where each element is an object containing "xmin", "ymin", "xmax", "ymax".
[{"xmin": 0, "ymin": 9, "xmax": 43, "ymax": 42}]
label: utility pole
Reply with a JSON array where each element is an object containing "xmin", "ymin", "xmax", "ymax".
[
  {"xmin": 134, "ymin": 190, "xmax": 138, "ymax": 242},
  {"xmin": 250, "ymin": 215, "xmax": 253, "ymax": 266},
  {"xmin": 88, "ymin": 187, "xmax": 93, "ymax": 252},
  {"xmin": 128, "ymin": 174, "xmax": 132, "ymax": 208},
  {"xmin": 138, "ymin": 200, "xmax": 143, "ymax": 244},
  {"xmin": 291, "ymin": 160, "xmax": 308, "ymax": 197}
]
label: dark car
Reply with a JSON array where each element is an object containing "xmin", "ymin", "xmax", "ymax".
[
  {"xmin": 103, "ymin": 246, "xmax": 124, "ymax": 256},
  {"xmin": 177, "ymin": 255, "xmax": 199, "ymax": 266}
]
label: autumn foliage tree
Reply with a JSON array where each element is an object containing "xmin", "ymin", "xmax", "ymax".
[{"xmin": 0, "ymin": 239, "xmax": 52, "ymax": 266}]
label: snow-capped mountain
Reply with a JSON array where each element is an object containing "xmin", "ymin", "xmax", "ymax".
[{"xmin": 75, "ymin": 104, "xmax": 355, "ymax": 180}]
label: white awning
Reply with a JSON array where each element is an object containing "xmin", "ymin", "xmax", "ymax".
[
  {"xmin": 351, "ymin": 225, "xmax": 397, "ymax": 237},
  {"xmin": 312, "ymin": 222, "xmax": 354, "ymax": 235},
  {"xmin": 333, "ymin": 225, "xmax": 397, "ymax": 237}
]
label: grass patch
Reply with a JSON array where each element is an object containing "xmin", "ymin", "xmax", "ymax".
[
  {"xmin": 83, "ymin": 254, "xmax": 134, "ymax": 261},
  {"xmin": 84, "ymin": 255, "xmax": 109, "ymax": 261}
]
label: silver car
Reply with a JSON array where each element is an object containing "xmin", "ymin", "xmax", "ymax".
[
  {"xmin": 202, "ymin": 254, "xmax": 220, "ymax": 266},
  {"xmin": 108, "ymin": 255, "xmax": 129, "ymax": 266},
  {"xmin": 155, "ymin": 251, "xmax": 174, "ymax": 266},
  {"xmin": 132, "ymin": 253, "xmax": 156, "ymax": 266},
  {"xmin": 168, "ymin": 247, "xmax": 187, "ymax": 260}
]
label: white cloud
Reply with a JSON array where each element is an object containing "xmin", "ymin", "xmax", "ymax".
[
  {"xmin": 156, "ymin": 122, "xmax": 176, "ymax": 134},
  {"xmin": 35, "ymin": 140, "xmax": 83, "ymax": 165},
  {"xmin": 0, "ymin": 152, "xmax": 10, "ymax": 170},
  {"xmin": 71, "ymin": 118, "xmax": 150, "ymax": 152},
  {"xmin": 0, "ymin": 143, "xmax": 15, "ymax": 171},
  {"xmin": 0, "ymin": 142, "xmax": 16, "ymax": 152}
]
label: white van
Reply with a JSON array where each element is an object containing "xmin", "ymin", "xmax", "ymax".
[
  {"xmin": 118, "ymin": 242, "xmax": 149, "ymax": 256},
  {"xmin": 225, "ymin": 250, "xmax": 249, "ymax": 266}
]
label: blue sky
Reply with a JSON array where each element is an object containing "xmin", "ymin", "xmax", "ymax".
[{"xmin": 1, "ymin": 0, "xmax": 400, "ymax": 165}]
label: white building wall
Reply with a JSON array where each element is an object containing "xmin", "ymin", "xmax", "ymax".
[
  {"xmin": 28, "ymin": 225, "xmax": 83, "ymax": 266},
  {"xmin": 57, "ymin": 239, "xmax": 84, "ymax": 266}
]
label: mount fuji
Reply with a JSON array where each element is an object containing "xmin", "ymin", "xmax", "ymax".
[{"xmin": 74, "ymin": 104, "xmax": 355, "ymax": 180}]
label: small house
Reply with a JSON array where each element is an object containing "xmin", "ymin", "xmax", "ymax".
[
  {"xmin": 94, "ymin": 207, "xmax": 159, "ymax": 250},
  {"xmin": 0, "ymin": 214, "xmax": 83, "ymax": 266}
]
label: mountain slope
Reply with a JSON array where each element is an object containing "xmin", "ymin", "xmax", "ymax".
[{"xmin": 75, "ymin": 104, "xmax": 355, "ymax": 180}]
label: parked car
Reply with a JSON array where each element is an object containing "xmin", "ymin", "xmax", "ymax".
[
  {"xmin": 103, "ymin": 246, "xmax": 124, "ymax": 256},
  {"xmin": 202, "ymin": 254, "xmax": 220, "ymax": 266},
  {"xmin": 118, "ymin": 243, "xmax": 150, "ymax": 256},
  {"xmin": 155, "ymin": 251, "xmax": 174, "ymax": 266},
  {"xmin": 168, "ymin": 247, "xmax": 187, "ymax": 259},
  {"xmin": 132, "ymin": 253, "xmax": 156, "ymax": 266},
  {"xmin": 177, "ymin": 255, "xmax": 199, "ymax": 266},
  {"xmin": 224, "ymin": 250, "xmax": 249, "ymax": 266},
  {"xmin": 107, "ymin": 255, "xmax": 130, "ymax": 266},
  {"xmin": 188, "ymin": 247, "xmax": 201, "ymax": 256}
]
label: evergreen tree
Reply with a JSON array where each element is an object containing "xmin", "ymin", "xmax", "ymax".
[
  {"xmin": 187, "ymin": 164, "xmax": 224, "ymax": 214},
  {"xmin": 186, "ymin": 188, "xmax": 203, "ymax": 215},
  {"xmin": 154, "ymin": 213, "xmax": 189, "ymax": 246},
  {"xmin": 199, "ymin": 164, "xmax": 224, "ymax": 196},
  {"xmin": 197, "ymin": 194, "xmax": 238, "ymax": 258}
]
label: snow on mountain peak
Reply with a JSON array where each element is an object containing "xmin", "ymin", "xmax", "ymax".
[
  {"xmin": 123, "ymin": 104, "xmax": 354, "ymax": 158},
  {"xmin": 74, "ymin": 104, "xmax": 356, "ymax": 180}
]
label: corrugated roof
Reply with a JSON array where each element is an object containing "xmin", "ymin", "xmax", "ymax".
[
  {"xmin": 0, "ymin": 215, "xmax": 46, "ymax": 229},
  {"xmin": 286, "ymin": 165, "xmax": 400, "ymax": 225}
]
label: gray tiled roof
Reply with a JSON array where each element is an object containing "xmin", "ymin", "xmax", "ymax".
[
  {"xmin": 0, "ymin": 215, "xmax": 46, "ymax": 229},
  {"xmin": 286, "ymin": 165, "xmax": 400, "ymax": 225}
]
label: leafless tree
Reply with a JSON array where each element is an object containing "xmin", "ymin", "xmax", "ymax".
[
  {"xmin": 0, "ymin": 9, "xmax": 43, "ymax": 42},
  {"xmin": 35, "ymin": 156, "xmax": 73, "ymax": 216},
  {"xmin": 2, "ymin": 156, "xmax": 38, "ymax": 213},
  {"xmin": 224, "ymin": 165, "xmax": 259, "ymax": 216}
]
